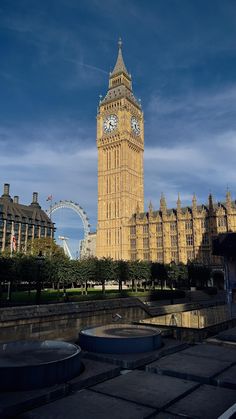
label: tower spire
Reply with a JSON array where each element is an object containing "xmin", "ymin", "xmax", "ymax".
[{"xmin": 111, "ymin": 37, "xmax": 129, "ymax": 77}]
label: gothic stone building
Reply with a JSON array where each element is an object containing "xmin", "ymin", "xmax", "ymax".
[
  {"xmin": 0, "ymin": 183, "xmax": 54, "ymax": 253},
  {"xmin": 128, "ymin": 192, "xmax": 236, "ymax": 266},
  {"xmin": 96, "ymin": 41, "xmax": 236, "ymax": 266}
]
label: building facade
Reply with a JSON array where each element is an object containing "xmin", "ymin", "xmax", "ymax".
[
  {"xmin": 128, "ymin": 192, "xmax": 236, "ymax": 266},
  {"xmin": 96, "ymin": 41, "xmax": 236, "ymax": 266},
  {"xmin": 0, "ymin": 183, "xmax": 54, "ymax": 254},
  {"xmin": 96, "ymin": 39, "xmax": 144, "ymax": 260}
]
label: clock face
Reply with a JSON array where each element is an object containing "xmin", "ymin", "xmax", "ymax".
[
  {"xmin": 103, "ymin": 114, "xmax": 118, "ymax": 133},
  {"xmin": 131, "ymin": 116, "xmax": 140, "ymax": 135}
]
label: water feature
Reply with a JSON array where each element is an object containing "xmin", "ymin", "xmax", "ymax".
[
  {"xmin": 79, "ymin": 323, "xmax": 162, "ymax": 354},
  {"xmin": 0, "ymin": 340, "xmax": 81, "ymax": 391}
]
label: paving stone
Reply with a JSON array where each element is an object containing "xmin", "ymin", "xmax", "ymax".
[
  {"xmin": 91, "ymin": 370, "xmax": 198, "ymax": 409},
  {"xmin": 167, "ymin": 384, "xmax": 236, "ymax": 419},
  {"xmin": 180, "ymin": 343, "xmax": 236, "ymax": 363},
  {"xmin": 151, "ymin": 413, "xmax": 184, "ymax": 418},
  {"xmin": 69, "ymin": 358, "xmax": 120, "ymax": 391},
  {"xmin": 0, "ymin": 359, "xmax": 120, "ymax": 419},
  {"xmin": 214, "ymin": 364, "xmax": 236, "ymax": 389},
  {"xmin": 217, "ymin": 326, "xmax": 236, "ymax": 342},
  {"xmin": 146, "ymin": 352, "xmax": 231, "ymax": 384},
  {"xmin": 82, "ymin": 338, "xmax": 188, "ymax": 369},
  {"xmin": 18, "ymin": 389, "xmax": 155, "ymax": 419}
]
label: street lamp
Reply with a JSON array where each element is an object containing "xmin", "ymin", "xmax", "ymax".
[
  {"xmin": 35, "ymin": 251, "xmax": 45, "ymax": 305},
  {"xmin": 169, "ymin": 260, "xmax": 176, "ymax": 305}
]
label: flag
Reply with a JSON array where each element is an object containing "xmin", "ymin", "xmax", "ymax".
[
  {"xmin": 10, "ymin": 225, "xmax": 17, "ymax": 254},
  {"xmin": 46, "ymin": 195, "xmax": 53, "ymax": 201}
]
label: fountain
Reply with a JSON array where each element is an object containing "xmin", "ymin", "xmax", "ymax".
[
  {"xmin": 0, "ymin": 340, "xmax": 81, "ymax": 391},
  {"xmin": 79, "ymin": 323, "xmax": 162, "ymax": 354}
]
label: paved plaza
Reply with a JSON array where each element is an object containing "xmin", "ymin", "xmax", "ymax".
[{"xmin": 1, "ymin": 328, "xmax": 236, "ymax": 419}]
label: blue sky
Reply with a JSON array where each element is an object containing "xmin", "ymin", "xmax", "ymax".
[{"xmin": 1, "ymin": 0, "xmax": 236, "ymax": 257}]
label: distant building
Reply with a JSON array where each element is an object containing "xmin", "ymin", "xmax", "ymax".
[
  {"xmin": 0, "ymin": 183, "xmax": 54, "ymax": 253},
  {"xmin": 80, "ymin": 232, "xmax": 96, "ymax": 259}
]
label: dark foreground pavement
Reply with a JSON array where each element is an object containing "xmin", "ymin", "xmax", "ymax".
[{"xmin": 1, "ymin": 330, "xmax": 236, "ymax": 419}]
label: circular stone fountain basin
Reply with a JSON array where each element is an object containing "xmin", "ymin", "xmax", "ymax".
[
  {"xmin": 79, "ymin": 323, "xmax": 162, "ymax": 354},
  {"xmin": 0, "ymin": 340, "xmax": 81, "ymax": 391}
]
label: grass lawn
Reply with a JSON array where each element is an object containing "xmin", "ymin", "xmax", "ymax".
[{"xmin": 1, "ymin": 287, "xmax": 184, "ymax": 305}]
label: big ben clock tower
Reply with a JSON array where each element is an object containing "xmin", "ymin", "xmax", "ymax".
[{"xmin": 96, "ymin": 39, "xmax": 144, "ymax": 260}]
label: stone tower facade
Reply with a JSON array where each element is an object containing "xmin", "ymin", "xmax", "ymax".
[{"xmin": 96, "ymin": 40, "xmax": 144, "ymax": 259}]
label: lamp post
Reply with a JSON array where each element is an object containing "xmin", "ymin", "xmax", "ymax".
[
  {"xmin": 35, "ymin": 251, "xmax": 45, "ymax": 305},
  {"xmin": 169, "ymin": 261, "xmax": 176, "ymax": 305}
]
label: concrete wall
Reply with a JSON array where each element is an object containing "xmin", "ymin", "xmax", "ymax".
[{"xmin": 0, "ymin": 298, "xmax": 150, "ymax": 343}]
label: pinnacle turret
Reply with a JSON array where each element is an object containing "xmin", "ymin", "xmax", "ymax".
[
  {"xmin": 192, "ymin": 193, "xmax": 197, "ymax": 212},
  {"xmin": 160, "ymin": 193, "xmax": 167, "ymax": 214},
  {"xmin": 110, "ymin": 38, "xmax": 129, "ymax": 77}
]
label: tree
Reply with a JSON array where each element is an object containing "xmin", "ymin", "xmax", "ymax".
[
  {"xmin": 0, "ymin": 256, "xmax": 15, "ymax": 301},
  {"xmin": 78, "ymin": 257, "xmax": 97, "ymax": 295},
  {"xmin": 115, "ymin": 260, "xmax": 129, "ymax": 292},
  {"xmin": 96, "ymin": 257, "xmax": 115, "ymax": 294},
  {"xmin": 151, "ymin": 263, "xmax": 168, "ymax": 290},
  {"xmin": 128, "ymin": 261, "xmax": 139, "ymax": 292},
  {"xmin": 187, "ymin": 262, "xmax": 211, "ymax": 289},
  {"xmin": 26, "ymin": 237, "xmax": 66, "ymax": 259},
  {"xmin": 177, "ymin": 263, "xmax": 188, "ymax": 289}
]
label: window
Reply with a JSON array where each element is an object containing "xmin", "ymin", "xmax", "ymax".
[
  {"xmin": 171, "ymin": 251, "xmax": 178, "ymax": 263},
  {"xmin": 34, "ymin": 227, "xmax": 39, "ymax": 238},
  {"xmin": 218, "ymin": 216, "xmax": 227, "ymax": 228},
  {"xmin": 157, "ymin": 237, "xmax": 163, "ymax": 248},
  {"xmin": 186, "ymin": 234, "xmax": 193, "ymax": 246},
  {"xmin": 131, "ymin": 253, "xmax": 136, "ymax": 261},
  {"xmin": 187, "ymin": 250, "xmax": 194, "ymax": 261},
  {"xmin": 185, "ymin": 220, "xmax": 193, "ymax": 230},
  {"xmin": 170, "ymin": 222, "xmax": 177, "ymax": 232},
  {"xmin": 202, "ymin": 233, "xmax": 209, "ymax": 246},
  {"xmin": 143, "ymin": 252, "xmax": 150, "ymax": 261},
  {"xmin": 156, "ymin": 223, "xmax": 162, "ymax": 234},
  {"xmin": 28, "ymin": 225, "xmax": 33, "ymax": 235},
  {"xmin": 157, "ymin": 252, "xmax": 163, "ymax": 263},
  {"xmin": 143, "ymin": 225, "xmax": 148, "ymax": 234},
  {"xmin": 171, "ymin": 235, "xmax": 177, "ymax": 246},
  {"xmin": 130, "ymin": 239, "xmax": 136, "ymax": 249},
  {"xmin": 47, "ymin": 228, "xmax": 52, "ymax": 237},
  {"xmin": 201, "ymin": 218, "xmax": 208, "ymax": 230},
  {"xmin": 143, "ymin": 238, "xmax": 149, "ymax": 248},
  {"xmin": 130, "ymin": 226, "xmax": 136, "ymax": 235},
  {"xmin": 21, "ymin": 223, "xmax": 26, "ymax": 232}
]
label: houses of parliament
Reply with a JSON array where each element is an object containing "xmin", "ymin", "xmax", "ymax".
[{"xmin": 96, "ymin": 40, "xmax": 236, "ymax": 266}]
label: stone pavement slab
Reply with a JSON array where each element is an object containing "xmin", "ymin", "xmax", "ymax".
[
  {"xmin": 151, "ymin": 413, "xmax": 185, "ymax": 418},
  {"xmin": 214, "ymin": 364, "xmax": 236, "ymax": 389},
  {"xmin": 18, "ymin": 389, "xmax": 155, "ymax": 419},
  {"xmin": 0, "ymin": 358, "xmax": 120, "ymax": 419},
  {"xmin": 180, "ymin": 343, "xmax": 236, "ymax": 363},
  {"xmin": 146, "ymin": 352, "xmax": 231, "ymax": 384},
  {"xmin": 82, "ymin": 338, "xmax": 188, "ymax": 369},
  {"xmin": 166, "ymin": 384, "xmax": 236, "ymax": 419},
  {"xmin": 217, "ymin": 326, "xmax": 236, "ymax": 342},
  {"xmin": 91, "ymin": 370, "xmax": 198, "ymax": 410}
]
